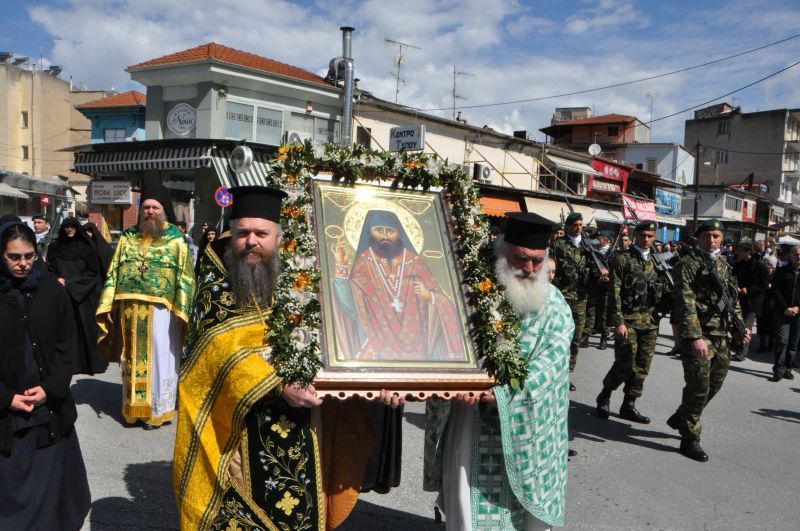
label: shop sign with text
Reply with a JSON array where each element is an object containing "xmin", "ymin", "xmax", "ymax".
[
  {"xmin": 655, "ymin": 189, "xmax": 682, "ymax": 218},
  {"xmin": 622, "ymin": 194, "xmax": 657, "ymax": 221},
  {"xmin": 90, "ymin": 181, "xmax": 132, "ymax": 205}
]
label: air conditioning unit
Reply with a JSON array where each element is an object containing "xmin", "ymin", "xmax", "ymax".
[
  {"xmin": 576, "ymin": 183, "xmax": 588, "ymax": 196},
  {"xmin": 283, "ymin": 130, "xmax": 312, "ymax": 145},
  {"xmin": 473, "ymin": 163, "xmax": 492, "ymax": 182}
]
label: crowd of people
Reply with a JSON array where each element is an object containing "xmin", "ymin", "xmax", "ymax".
[{"xmin": 0, "ymin": 181, "xmax": 797, "ymax": 529}]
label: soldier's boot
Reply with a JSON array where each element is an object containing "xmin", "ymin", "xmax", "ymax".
[
  {"xmin": 619, "ymin": 396, "xmax": 650, "ymax": 424},
  {"xmin": 595, "ymin": 387, "xmax": 612, "ymax": 419},
  {"xmin": 598, "ymin": 334, "xmax": 609, "ymax": 350},
  {"xmin": 679, "ymin": 439, "xmax": 709, "ymax": 462},
  {"xmin": 580, "ymin": 333, "xmax": 589, "ymax": 348},
  {"xmin": 666, "ymin": 413, "xmax": 680, "ymax": 431}
]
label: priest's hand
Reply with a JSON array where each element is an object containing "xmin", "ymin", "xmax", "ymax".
[
  {"xmin": 378, "ymin": 389, "xmax": 405, "ymax": 408},
  {"xmin": 58, "ymin": 277, "xmax": 66, "ymax": 286},
  {"xmin": 10, "ymin": 394, "xmax": 35, "ymax": 413},
  {"xmin": 282, "ymin": 382, "xmax": 323, "ymax": 408},
  {"xmin": 412, "ymin": 281, "xmax": 432, "ymax": 301},
  {"xmin": 24, "ymin": 386, "xmax": 47, "ymax": 407},
  {"xmin": 479, "ymin": 389, "xmax": 496, "ymax": 407}
]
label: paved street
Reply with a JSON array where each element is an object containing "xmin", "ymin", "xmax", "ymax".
[{"xmin": 77, "ymin": 321, "xmax": 799, "ymax": 530}]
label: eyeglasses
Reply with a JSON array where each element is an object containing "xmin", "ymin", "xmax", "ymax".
[{"xmin": 4, "ymin": 252, "xmax": 36, "ymax": 263}]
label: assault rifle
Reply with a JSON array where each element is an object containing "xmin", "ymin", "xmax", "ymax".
[
  {"xmin": 706, "ymin": 264, "xmax": 747, "ymax": 350},
  {"xmin": 626, "ymin": 206, "xmax": 675, "ymax": 289},
  {"xmin": 563, "ymin": 198, "xmax": 608, "ymax": 275}
]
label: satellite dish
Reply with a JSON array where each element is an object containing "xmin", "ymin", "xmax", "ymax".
[{"xmin": 588, "ymin": 144, "xmax": 602, "ymax": 156}]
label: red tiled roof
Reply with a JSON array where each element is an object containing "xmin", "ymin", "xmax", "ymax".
[
  {"xmin": 553, "ymin": 113, "xmax": 638, "ymax": 126},
  {"xmin": 127, "ymin": 43, "xmax": 332, "ymax": 87},
  {"xmin": 76, "ymin": 90, "xmax": 146, "ymax": 109}
]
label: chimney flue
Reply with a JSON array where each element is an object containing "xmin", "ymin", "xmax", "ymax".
[
  {"xmin": 340, "ymin": 26, "xmax": 354, "ymax": 59},
  {"xmin": 339, "ymin": 26, "xmax": 355, "ymax": 146}
]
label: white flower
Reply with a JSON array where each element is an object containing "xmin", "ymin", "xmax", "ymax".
[
  {"xmin": 289, "ymin": 289, "xmax": 313, "ymax": 305},
  {"xmin": 290, "ymin": 328, "xmax": 311, "ymax": 349},
  {"xmin": 292, "ymin": 254, "xmax": 317, "ymax": 269}
]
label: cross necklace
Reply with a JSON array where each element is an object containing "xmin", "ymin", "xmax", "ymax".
[
  {"xmin": 138, "ymin": 236, "xmax": 153, "ymax": 278},
  {"xmin": 370, "ymin": 247, "xmax": 407, "ymax": 313}
]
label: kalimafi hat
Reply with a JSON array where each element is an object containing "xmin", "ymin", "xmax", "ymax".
[
  {"xmin": 140, "ymin": 183, "xmax": 177, "ymax": 224},
  {"xmin": 229, "ymin": 186, "xmax": 288, "ymax": 223},
  {"xmin": 503, "ymin": 212, "xmax": 552, "ymax": 249}
]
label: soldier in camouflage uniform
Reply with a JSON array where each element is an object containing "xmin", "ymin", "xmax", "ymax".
[
  {"xmin": 551, "ymin": 212, "xmax": 609, "ymax": 389},
  {"xmin": 596, "ymin": 221, "xmax": 664, "ymax": 423},
  {"xmin": 585, "ymin": 232, "xmax": 614, "ymax": 350},
  {"xmin": 667, "ymin": 219, "xmax": 750, "ymax": 462}
]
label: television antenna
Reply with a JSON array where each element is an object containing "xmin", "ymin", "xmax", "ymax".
[
  {"xmin": 452, "ymin": 65, "xmax": 473, "ymax": 120},
  {"xmin": 385, "ymin": 38, "xmax": 422, "ymax": 103}
]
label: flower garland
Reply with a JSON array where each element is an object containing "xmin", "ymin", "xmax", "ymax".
[{"xmin": 265, "ymin": 142, "xmax": 528, "ymax": 390}]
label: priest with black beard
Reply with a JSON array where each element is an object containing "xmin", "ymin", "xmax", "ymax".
[{"xmin": 47, "ymin": 217, "xmax": 108, "ymax": 375}]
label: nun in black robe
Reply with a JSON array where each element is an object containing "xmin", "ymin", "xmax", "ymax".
[
  {"xmin": 0, "ymin": 221, "xmax": 91, "ymax": 530},
  {"xmin": 47, "ymin": 218, "xmax": 108, "ymax": 375},
  {"xmin": 83, "ymin": 221, "xmax": 114, "ymax": 276}
]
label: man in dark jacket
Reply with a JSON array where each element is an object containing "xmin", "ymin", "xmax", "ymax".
[
  {"xmin": 731, "ymin": 243, "xmax": 770, "ymax": 361},
  {"xmin": 769, "ymin": 245, "xmax": 800, "ymax": 381}
]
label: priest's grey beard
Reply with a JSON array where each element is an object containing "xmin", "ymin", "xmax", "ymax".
[
  {"xmin": 225, "ymin": 246, "xmax": 281, "ymax": 308},
  {"xmin": 139, "ymin": 212, "xmax": 166, "ymax": 240},
  {"xmin": 494, "ymin": 237, "xmax": 550, "ymax": 316}
]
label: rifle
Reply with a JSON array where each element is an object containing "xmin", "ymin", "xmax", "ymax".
[
  {"xmin": 706, "ymin": 264, "xmax": 747, "ymax": 350},
  {"xmin": 625, "ymin": 205, "xmax": 675, "ymax": 289},
  {"xmin": 563, "ymin": 197, "xmax": 608, "ymax": 275}
]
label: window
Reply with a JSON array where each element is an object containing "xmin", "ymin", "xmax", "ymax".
[
  {"xmin": 20, "ymin": 111, "xmax": 28, "ymax": 128},
  {"xmin": 356, "ymin": 126, "xmax": 372, "ymax": 148},
  {"xmin": 21, "ymin": 146, "xmax": 29, "ymax": 160},
  {"xmin": 607, "ymin": 126, "xmax": 619, "ymax": 136},
  {"xmin": 725, "ymin": 196, "xmax": 742, "ymax": 211},
  {"xmin": 225, "ymin": 101, "xmax": 255, "ymax": 140},
  {"xmin": 225, "ymin": 100, "xmax": 286, "ymax": 146},
  {"xmin": 288, "ymin": 113, "xmax": 339, "ymax": 145},
  {"xmin": 646, "ymin": 158, "xmax": 657, "ymax": 173},
  {"xmin": 104, "ymin": 128, "xmax": 126, "ymax": 142},
  {"xmin": 717, "ymin": 121, "xmax": 730, "ymax": 135},
  {"xmin": 714, "ymin": 150, "xmax": 729, "ymax": 165},
  {"xmin": 255, "ymin": 107, "xmax": 283, "ymax": 146}
]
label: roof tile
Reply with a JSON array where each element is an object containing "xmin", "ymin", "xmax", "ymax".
[{"xmin": 76, "ymin": 90, "xmax": 146, "ymax": 109}]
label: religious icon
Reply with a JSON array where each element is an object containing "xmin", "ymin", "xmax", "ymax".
[{"xmin": 312, "ymin": 180, "xmax": 488, "ymax": 396}]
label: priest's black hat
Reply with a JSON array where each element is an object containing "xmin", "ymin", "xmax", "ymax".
[
  {"xmin": 503, "ymin": 212, "xmax": 552, "ymax": 249},
  {"xmin": 229, "ymin": 186, "xmax": 288, "ymax": 223},
  {"xmin": 140, "ymin": 183, "xmax": 177, "ymax": 224}
]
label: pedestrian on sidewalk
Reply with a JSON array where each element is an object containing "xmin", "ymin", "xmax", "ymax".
[
  {"xmin": 768, "ymin": 244, "xmax": 800, "ymax": 382},
  {"xmin": 731, "ymin": 242, "xmax": 769, "ymax": 362},
  {"xmin": 0, "ymin": 221, "xmax": 91, "ymax": 530}
]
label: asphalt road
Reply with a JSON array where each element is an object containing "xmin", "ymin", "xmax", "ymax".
[{"xmin": 77, "ymin": 322, "xmax": 799, "ymax": 530}]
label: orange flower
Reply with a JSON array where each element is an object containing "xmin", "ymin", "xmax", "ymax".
[
  {"xmin": 279, "ymin": 146, "xmax": 290, "ymax": 155},
  {"xmin": 405, "ymin": 160, "xmax": 423, "ymax": 170},
  {"xmin": 282, "ymin": 206, "xmax": 302, "ymax": 219},
  {"xmin": 277, "ymin": 154, "xmax": 287, "ymax": 162},
  {"xmin": 282, "ymin": 239, "xmax": 298, "ymax": 252},
  {"xmin": 288, "ymin": 313, "xmax": 304, "ymax": 325},
  {"xmin": 293, "ymin": 272, "xmax": 312, "ymax": 291},
  {"xmin": 494, "ymin": 319, "xmax": 504, "ymax": 332},
  {"xmin": 286, "ymin": 174, "xmax": 297, "ymax": 185},
  {"xmin": 477, "ymin": 278, "xmax": 494, "ymax": 293}
]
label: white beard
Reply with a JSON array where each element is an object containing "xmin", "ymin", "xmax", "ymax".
[{"xmin": 495, "ymin": 255, "xmax": 551, "ymax": 316}]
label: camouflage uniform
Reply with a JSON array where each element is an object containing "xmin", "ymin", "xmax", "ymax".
[
  {"xmin": 601, "ymin": 247, "xmax": 664, "ymax": 396},
  {"xmin": 671, "ymin": 249, "xmax": 742, "ymax": 441},
  {"xmin": 551, "ymin": 235, "xmax": 598, "ymax": 371}
]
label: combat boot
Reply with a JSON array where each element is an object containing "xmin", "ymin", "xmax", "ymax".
[
  {"xmin": 619, "ymin": 396, "xmax": 650, "ymax": 424},
  {"xmin": 666, "ymin": 413, "xmax": 680, "ymax": 431},
  {"xmin": 595, "ymin": 387, "xmax": 612, "ymax": 419},
  {"xmin": 598, "ymin": 334, "xmax": 609, "ymax": 350},
  {"xmin": 579, "ymin": 333, "xmax": 589, "ymax": 348},
  {"xmin": 679, "ymin": 439, "xmax": 709, "ymax": 462}
]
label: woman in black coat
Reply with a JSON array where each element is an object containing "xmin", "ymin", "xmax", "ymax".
[
  {"xmin": 83, "ymin": 221, "xmax": 114, "ymax": 277},
  {"xmin": 47, "ymin": 218, "xmax": 108, "ymax": 375},
  {"xmin": 0, "ymin": 222, "xmax": 91, "ymax": 530}
]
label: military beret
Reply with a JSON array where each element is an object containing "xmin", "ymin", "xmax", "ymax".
[
  {"xmin": 583, "ymin": 226, "xmax": 598, "ymax": 237},
  {"xmin": 635, "ymin": 220, "xmax": 658, "ymax": 232},
  {"xmin": 695, "ymin": 219, "xmax": 725, "ymax": 236},
  {"xmin": 551, "ymin": 223, "xmax": 565, "ymax": 232},
  {"xmin": 565, "ymin": 212, "xmax": 582, "ymax": 226},
  {"xmin": 599, "ymin": 231, "xmax": 614, "ymax": 240},
  {"xmin": 32, "ymin": 212, "xmax": 46, "ymax": 221}
]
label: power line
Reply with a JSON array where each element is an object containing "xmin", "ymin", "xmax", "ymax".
[{"xmin": 409, "ymin": 32, "xmax": 800, "ymax": 112}]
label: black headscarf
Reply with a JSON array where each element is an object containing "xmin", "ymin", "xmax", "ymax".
[
  {"xmin": 47, "ymin": 217, "xmax": 95, "ymax": 261},
  {"xmin": 356, "ymin": 210, "xmax": 417, "ymax": 256},
  {"xmin": 0, "ymin": 222, "xmax": 40, "ymax": 293},
  {"xmin": 83, "ymin": 222, "xmax": 114, "ymax": 275}
]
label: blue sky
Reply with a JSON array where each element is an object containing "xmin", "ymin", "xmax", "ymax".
[{"xmin": 3, "ymin": 0, "xmax": 799, "ymax": 144}]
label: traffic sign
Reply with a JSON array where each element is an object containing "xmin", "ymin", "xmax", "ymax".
[
  {"xmin": 215, "ymin": 186, "xmax": 233, "ymax": 208},
  {"xmin": 40, "ymin": 195, "xmax": 50, "ymax": 206}
]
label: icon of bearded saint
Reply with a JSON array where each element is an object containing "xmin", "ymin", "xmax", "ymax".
[{"xmin": 332, "ymin": 209, "xmax": 467, "ymax": 362}]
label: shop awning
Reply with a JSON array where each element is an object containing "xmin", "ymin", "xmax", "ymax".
[
  {"xmin": 0, "ymin": 182, "xmax": 29, "ymax": 200},
  {"xmin": 657, "ymin": 214, "xmax": 686, "ymax": 227},
  {"xmin": 479, "ymin": 195, "xmax": 522, "ymax": 217},
  {"xmin": 210, "ymin": 149, "xmax": 273, "ymax": 187},
  {"xmin": 74, "ymin": 146, "xmax": 214, "ymax": 174},
  {"xmin": 523, "ymin": 197, "xmax": 596, "ymax": 225},
  {"xmin": 592, "ymin": 208, "xmax": 625, "ymax": 225},
  {"xmin": 545, "ymin": 155, "xmax": 602, "ymax": 177}
]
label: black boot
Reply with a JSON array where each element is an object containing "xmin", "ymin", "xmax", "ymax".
[
  {"xmin": 598, "ymin": 334, "xmax": 609, "ymax": 350},
  {"xmin": 679, "ymin": 439, "xmax": 709, "ymax": 462},
  {"xmin": 580, "ymin": 333, "xmax": 589, "ymax": 348},
  {"xmin": 666, "ymin": 413, "xmax": 680, "ymax": 431},
  {"xmin": 595, "ymin": 387, "xmax": 612, "ymax": 419},
  {"xmin": 619, "ymin": 396, "xmax": 650, "ymax": 424}
]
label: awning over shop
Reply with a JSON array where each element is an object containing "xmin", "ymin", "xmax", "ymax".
[
  {"xmin": 524, "ymin": 196, "xmax": 595, "ymax": 225},
  {"xmin": 0, "ymin": 182, "xmax": 29, "ymax": 200},
  {"xmin": 545, "ymin": 155, "xmax": 602, "ymax": 177},
  {"xmin": 74, "ymin": 146, "xmax": 214, "ymax": 174},
  {"xmin": 479, "ymin": 195, "xmax": 522, "ymax": 217},
  {"xmin": 657, "ymin": 214, "xmax": 686, "ymax": 227},
  {"xmin": 592, "ymin": 208, "xmax": 625, "ymax": 225},
  {"xmin": 211, "ymin": 149, "xmax": 272, "ymax": 187}
]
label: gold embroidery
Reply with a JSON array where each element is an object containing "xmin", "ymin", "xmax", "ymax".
[
  {"xmin": 270, "ymin": 416, "xmax": 296, "ymax": 439},
  {"xmin": 275, "ymin": 491, "xmax": 300, "ymax": 516}
]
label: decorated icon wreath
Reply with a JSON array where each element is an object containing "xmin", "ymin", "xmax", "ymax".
[{"xmin": 263, "ymin": 141, "xmax": 528, "ymax": 390}]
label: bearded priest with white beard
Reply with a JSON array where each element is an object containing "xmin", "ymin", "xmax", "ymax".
[{"xmin": 424, "ymin": 212, "xmax": 574, "ymax": 530}]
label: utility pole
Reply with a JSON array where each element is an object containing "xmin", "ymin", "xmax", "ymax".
[
  {"xmin": 693, "ymin": 140, "xmax": 701, "ymax": 231},
  {"xmin": 452, "ymin": 65, "xmax": 473, "ymax": 120},
  {"xmin": 385, "ymin": 38, "xmax": 421, "ymax": 103},
  {"xmin": 646, "ymin": 91, "xmax": 659, "ymax": 139}
]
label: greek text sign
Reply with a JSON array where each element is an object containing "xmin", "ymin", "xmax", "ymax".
[
  {"xmin": 167, "ymin": 103, "xmax": 197, "ymax": 136},
  {"xmin": 389, "ymin": 125, "xmax": 425, "ymax": 152},
  {"xmin": 90, "ymin": 181, "xmax": 132, "ymax": 205}
]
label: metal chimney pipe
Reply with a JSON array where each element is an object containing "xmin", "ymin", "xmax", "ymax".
[{"xmin": 340, "ymin": 26, "xmax": 355, "ymax": 146}]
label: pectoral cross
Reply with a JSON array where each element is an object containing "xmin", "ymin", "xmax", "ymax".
[
  {"xmin": 138, "ymin": 262, "xmax": 148, "ymax": 278},
  {"xmin": 391, "ymin": 298, "xmax": 404, "ymax": 313}
]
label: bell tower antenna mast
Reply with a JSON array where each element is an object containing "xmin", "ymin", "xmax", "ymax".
[{"xmin": 385, "ymin": 38, "xmax": 422, "ymax": 103}]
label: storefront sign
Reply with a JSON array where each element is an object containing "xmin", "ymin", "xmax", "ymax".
[
  {"xmin": 622, "ymin": 194, "xmax": 657, "ymax": 221},
  {"xmin": 389, "ymin": 125, "xmax": 425, "ymax": 152},
  {"xmin": 654, "ymin": 189, "xmax": 682, "ymax": 218},
  {"xmin": 591, "ymin": 159, "xmax": 631, "ymax": 183},
  {"xmin": 230, "ymin": 145, "xmax": 254, "ymax": 174},
  {"xmin": 591, "ymin": 179, "xmax": 622, "ymax": 193},
  {"xmin": 167, "ymin": 103, "xmax": 197, "ymax": 136},
  {"xmin": 742, "ymin": 199, "xmax": 757, "ymax": 222},
  {"xmin": 90, "ymin": 181, "xmax": 132, "ymax": 205}
]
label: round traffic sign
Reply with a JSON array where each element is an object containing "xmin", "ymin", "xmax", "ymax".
[
  {"xmin": 215, "ymin": 186, "xmax": 233, "ymax": 208},
  {"xmin": 40, "ymin": 195, "xmax": 51, "ymax": 206}
]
